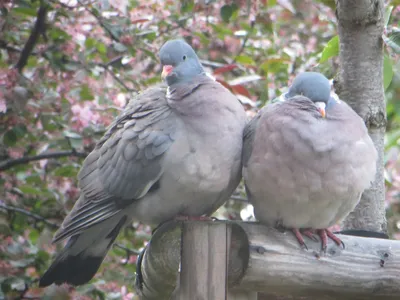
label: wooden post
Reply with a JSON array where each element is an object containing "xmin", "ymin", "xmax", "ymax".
[{"xmin": 178, "ymin": 221, "xmax": 229, "ymax": 299}]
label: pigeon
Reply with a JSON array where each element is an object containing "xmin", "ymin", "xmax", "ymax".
[
  {"xmin": 39, "ymin": 39, "xmax": 247, "ymax": 286},
  {"xmin": 242, "ymin": 72, "xmax": 377, "ymax": 251}
]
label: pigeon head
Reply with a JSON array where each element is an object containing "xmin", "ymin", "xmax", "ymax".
[
  {"xmin": 286, "ymin": 72, "xmax": 331, "ymax": 118},
  {"xmin": 159, "ymin": 39, "xmax": 205, "ymax": 86}
]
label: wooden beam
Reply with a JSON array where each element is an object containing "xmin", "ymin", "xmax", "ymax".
[
  {"xmin": 178, "ymin": 222, "xmax": 228, "ymax": 299},
  {"xmin": 135, "ymin": 221, "xmax": 400, "ymax": 300}
]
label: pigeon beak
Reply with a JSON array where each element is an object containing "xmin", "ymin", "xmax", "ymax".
[
  {"xmin": 162, "ymin": 65, "xmax": 174, "ymax": 79},
  {"xmin": 315, "ymin": 102, "xmax": 326, "ymax": 118}
]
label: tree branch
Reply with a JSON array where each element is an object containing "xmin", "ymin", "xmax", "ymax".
[
  {"xmin": 232, "ymin": 19, "xmax": 255, "ymax": 63},
  {"xmin": 15, "ymin": 2, "xmax": 49, "ymax": 72},
  {"xmin": 78, "ymin": 0, "xmax": 120, "ymax": 42},
  {"xmin": 335, "ymin": 0, "xmax": 387, "ymax": 232},
  {"xmin": 0, "ymin": 150, "xmax": 87, "ymax": 172},
  {"xmin": 99, "ymin": 64, "xmax": 138, "ymax": 92},
  {"xmin": 113, "ymin": 242, "xmax": 141, "ymax": 264},
  {"xmin": 0, "ymin": 203, "xmax": 59, "ymax": 228}
]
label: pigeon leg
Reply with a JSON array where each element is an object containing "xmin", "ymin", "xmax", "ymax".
[
  {"xmin": 316, "ymin": 229, "xmax": 345, "ymax": 252},
  {"xmin": 325, "ymin": 229, "xmax": 345, "ymax": 248},
  {"xmin": 300, "ymin": 228, "xmax": 319, "ymax": 242},
  {"xmin": 316, "ymin": 229, "xmax": 328, "ymax": 252},
  {"xmin": 292, "ymin": 228, "xmax": 308, "ymax": 250}
]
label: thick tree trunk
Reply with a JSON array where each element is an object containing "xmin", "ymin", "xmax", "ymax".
[{"xmin": 335, "ymin": 0, "xmax": 387, "ymax": 232}]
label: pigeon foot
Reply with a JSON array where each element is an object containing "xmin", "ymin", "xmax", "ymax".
[
  {"xmin": 316, "ymin": 228, "xmax": 345, "ymax": 252},
  {"xmin": 291, "ymin": 228, "xmax": 345, "ymax": 252}
]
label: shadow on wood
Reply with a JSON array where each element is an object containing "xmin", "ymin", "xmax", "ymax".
[{"xmin": 135, "ymin": 221, "xmax": 400, "ymax": 300}]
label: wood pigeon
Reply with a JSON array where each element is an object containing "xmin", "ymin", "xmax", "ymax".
[
  {"xmin": 39, "ymin": 39, "xmax": 247, "ymax": 286},
  {"xmin": 242, "ymin": 72, "xmax": 377, "ymax": 251}
]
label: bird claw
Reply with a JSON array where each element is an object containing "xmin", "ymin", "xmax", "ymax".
[
  {"xmin": 292, "ymin": 228, "xmax": 308, "ymax": 250},
  {"xmin": 325, "ymin": 229, "xmax": 345, "ymax": 249},
  {"xmin": 291, "ymin": 228, "xmax": 345, "ymax": 252},
  {"xmin": 301, "ymin": 228, "xmax": 319, "ymax": 242},
  {"xmin": 317, "ymin": 229, "xmax": 345, "ymax": 252}
]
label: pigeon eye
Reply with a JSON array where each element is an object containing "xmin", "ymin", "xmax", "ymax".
[{"xmin": 183, "ymin": 55, "xmax": 187, "ymax": 61}]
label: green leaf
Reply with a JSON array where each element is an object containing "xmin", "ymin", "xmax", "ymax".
[
  {"xmin": 80, "ymin": 84, "xmax": 94, "ymax": 101},
  {"xmin": 320, "ymin": 35, "xmax": 339, "ymax": 63},
  {"xmin": 210, "ymin": 24, "xmax": 233, "ymax": 37},
  {"xmin": 13, "ymin": 124, "xmax": 27, "ymax": 138},
  {"xmin": 48, "ymin": 27, "xmax": 71, "ymax": 43},
  {"xmin": 235, "ymin": 55, "xmax": 255, "ymax": 65},
  {"xmin": 220, "ymin": 4, "xmax": 233, "ymax": 23},
  {"xmin": 259, "ymin": 57, "xmax": 291, "ymax": 73},
  {"xmin": 181, "ymin": 0, "xmax": 194, "ymax": 13},
  {"xmin": 385, "ymin": 128, "xmax": 400, "ymax": 150},
  {"xmin": 40, "ymin": 114, "xmax": 58, "ymax": 131},
  {"xmin": 53, "ymin": 165, "xmax": 78, "ymax": 177},
  {"xmin": 384, "ymin": 6, "xmax": 394, "ymax": 27},
  {"xmin": 316, "ymin": 0, "xmax": 335, "ymax": 10},
  {"xmin": 113, "ymin": 42, "xmax": 127, "ymax": 53},
  {"xmin": 63, "ymin": 130, "xmax": 83, "ymax": 149},
  {"xmin": 96, "ymin": 42, "xmax": 107, "ymax": 55},
  {"xmin": 383, "ymin": 55, "xmax": 394, "ymax": 90},
  {"xmin": 26, "ymin": 174, "xmax": 42, "ymax": 185},
  {"xmin": 13, "ymin": 7, "xmax": 37, "ymax": 17},
  {"xmin": 2, "ymin": 124, "xmax": 26, "ymax": 146},
  {"xmin": 85, "ymin": 37, "xmax": 96, "ymax": 49},
  {"xmin": 383, "ymin": 30, "xmax": 400, "ymax": 54},
  {"xmin": 29, "ymin": 229, "xmax": 40, "ymax": 243},
  {"xmin": 19, "ymin": 185, "xmax": 42, "ymax": 196},
  {"xmin": 193, "ymin": 32, "xmax": 210, "ymax": 47},
  {"xmin": 3, "ymin": 130, "xmax": 17, "ymax": 146},
  {"xmin": 63, "ymin": 130, "xmax": 82, "ymax": 139}
]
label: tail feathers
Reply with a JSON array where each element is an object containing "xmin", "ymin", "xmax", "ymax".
[
  {"xmin": 39, "ymin": 250, "xmax": 105, "ymax": 286},
  {"xmin": 39, "ymin": 215, "xmax": 127, "ymax": 287}
]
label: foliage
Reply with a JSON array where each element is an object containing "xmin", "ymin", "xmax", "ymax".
[{"xmin": 0, "ymin": 0, "xmax": 399, "ymax": 299}]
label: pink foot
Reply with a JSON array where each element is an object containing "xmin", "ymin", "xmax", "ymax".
[
  {"xmin": 292, "ymin": 228, "xmax": 308, "ymax": 249},
  {"xmin": 301, "ymin": 228, "xmax": 318, "ymax": 242},
  {"xmin": 291, "ymin": 228, "xmax": 344, "ymax": 252}
]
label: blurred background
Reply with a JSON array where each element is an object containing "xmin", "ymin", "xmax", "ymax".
[{"xmin": 0, "ymin": 0, "xmax": 399, "ymax": 299}]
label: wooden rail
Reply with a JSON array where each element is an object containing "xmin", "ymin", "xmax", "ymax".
[{"xmin": 135, "ymin": 221, "xmax": 400, "ymax": 300}]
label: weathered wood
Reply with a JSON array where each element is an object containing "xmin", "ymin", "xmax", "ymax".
[
  {"xmin": 238, "ymin": 223, "xmax": 399, "ymax": 300},
  {"xmin": 135, "ymin": 220, "xmax": 249, "ymax": 300},
  {"xmin": 178, "ymin": 222, "xmax": 228, "ymax": 299},
  {"xmin": 135, "ymin": 221, "xmax": 400, "ymax": 300},
  {"xmin": 228, "ymin": 290, "xmax": 258, "ymax": 300}
]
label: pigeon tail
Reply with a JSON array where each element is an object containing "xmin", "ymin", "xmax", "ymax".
[{"xmin": 39, "ymin": 215, "xmax": 127, "ymax": 287}]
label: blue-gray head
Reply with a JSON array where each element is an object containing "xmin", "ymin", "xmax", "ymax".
[
  {"xmin": 285, "ymin": 72, "xmax": 331, "ymax": 117},
  {"xmin": 159, "ymin": 39, "xmax": 205, "ymax": 86}
]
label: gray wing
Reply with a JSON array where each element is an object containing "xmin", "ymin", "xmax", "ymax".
[{"xmin": 53, "ymin": 86, "xmax": 177, "ymax": 243}]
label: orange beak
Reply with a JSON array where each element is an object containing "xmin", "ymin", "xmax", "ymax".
[
  {"xmin": 315, "ymin": 102, "xmax": 326, "ymax": 118},
  {"xmin": 318, "ymin": 107, "xmax": 326, "ymax": 118},
  {"xmin": 162, "ymin": 65, "xmax": 174, "ymax": 79}
]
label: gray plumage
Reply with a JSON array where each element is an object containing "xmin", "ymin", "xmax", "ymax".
[
  {"xmin": 243, "ymin": 72, "xmax": 377, "ymax": 246},
  {"xmin": 40, "ymin": 39, "xmax": 246, "ymax": 286}
]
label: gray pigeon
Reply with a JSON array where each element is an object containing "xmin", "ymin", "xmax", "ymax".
[
  {"xmin": 243, "ymin": 72, "xmax": 377, "ymax": 251},
  {"xmin": 39, "ymin": 39, "xmax": 246, "ymax": 286}
]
